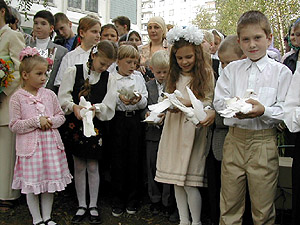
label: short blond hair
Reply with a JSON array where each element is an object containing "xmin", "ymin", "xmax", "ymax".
[
  {"xmin": 117, "ymin": 45, "xmax": 139, "ymax": 60},
  {"xmin": 203, "ymin": 30, "xmax": 214, "ymax": 44},
  {"xmin": 150, "ymin": 50, "xmax": 169, "ymax": 69},
  {"xmin": 218, "ymin": 35, "xmax": 244, "ymax": 58}
]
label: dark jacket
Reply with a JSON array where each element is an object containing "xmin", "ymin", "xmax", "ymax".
[{"xmin": 283, "ymin": 50, "xmax": 299, "ymax": 74}]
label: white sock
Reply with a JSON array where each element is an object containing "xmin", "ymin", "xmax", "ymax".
[
  {"xmin": 87, "ymin": 159, "xmax": 99, "ymax": 216},
  {"xmin": 26, "ymin": 193, "xmax": 43, "ymax": 225},
  {"xmin": 73, "ymin": 155, "xmax": 87, "ymax": 215},
  {"xmin": 41, "ymin": 192, "xmax": 54, "ymax": 222},
  {"xmin": 184, "ymin": 186, "xmax": 202, "ymax": 225},
  {"xmin": 174, "ymin": 185, "xmax": 190, "ymax": 225}
]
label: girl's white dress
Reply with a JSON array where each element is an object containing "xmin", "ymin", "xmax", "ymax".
[{"xmin": 155, "ymin": 74, "xmax": 213, "ymax": 187}]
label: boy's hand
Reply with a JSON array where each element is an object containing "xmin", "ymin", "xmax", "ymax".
[
  {"xmin": 198, "ymin": 109, "xmax": 215, "ymax": 127},
  {"xmin": 157, "ymin": 113, "xmax": 165, "ymax": 125},
  {"xmin": 145, "ymin": 111, "xmax": 150, "ymax": 119},
  {"xmin": 119, "ymin": 94, "xmax": 131, "ymax": 105},
  {"xmin": 130, "ymin": 94, "xmax": 142, "ymax": 105},
  {"xmin": 235, "ymin": 99, "xmax": 265, "ymax": 119},
  {"xmin": 40, "ymin": 116, "xmax": 53, "ymax": 130},
  {"xmin": 73, "ymin": 104, "xmax": 85, "ymax": 120}
]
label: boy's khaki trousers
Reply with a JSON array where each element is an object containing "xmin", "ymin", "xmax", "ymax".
[{"xmin": 220, "ymin": 127, "xmax": 278, "ymax": 225}]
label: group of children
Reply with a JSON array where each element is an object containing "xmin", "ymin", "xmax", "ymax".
[{"xmin": 1, "ymin": 0, "xmax": 300, "ymax": 224}]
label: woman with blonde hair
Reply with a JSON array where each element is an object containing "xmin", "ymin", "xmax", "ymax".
[{"xmin": 139, "ymin": 16, "xmax": 168, "ymax": 80}]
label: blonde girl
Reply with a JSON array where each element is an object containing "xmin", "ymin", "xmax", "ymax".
[
  {"xmin": 54, "ymin": 16, "xmax": 101, "ymax": 87},
  {"xmin": 58, "ymin": 40, "xmax": 117, "ymax": 224},
  {"xmin": 155, "ymin": 26, "xmax": 215, "ymax": 225},
  {"xmin": 9, "ymin": 47, "xmax": 72, "ymax": 225}
]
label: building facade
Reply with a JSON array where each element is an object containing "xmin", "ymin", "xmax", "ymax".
[
  {"xmin": 10, "ymin": 0, "xmax": 141, "ymax": 34},
  {"xmin": 140, "ymin": 0, "xmax": 216, "ymax": 43}
]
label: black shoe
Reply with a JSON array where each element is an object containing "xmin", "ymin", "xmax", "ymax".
[
  {"xmin": 89, "ymin": 207, "xmax": 102, "ymax": 224},
  {"xmin": 150, "ymin": 202, "xmax": 161, "ymax": 215},
  {"xmin": 126, "ymin": 206, "xmax": 137, "ymax": 215},
  {"xmin": 112, "ymin": 207, "xmax": 124, "ymax": 217},
  {"xmin": 169, "ymin": 208, "xmax": 179, "ymax": 223},
  {"xmin": 44, "ymin": 219, "xmax": 58, "ymax": 225},
  {"xmin": 71, "ymin": 207, "xmax": 87, "ymax": 224}
]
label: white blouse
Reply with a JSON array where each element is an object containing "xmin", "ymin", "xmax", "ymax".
[
  {"xmin": 58, "ymin": 63, "xmax": 117, "ymax": 121},
  {"xmin": 54, "ymin": 46, "xmax": 91, "ymax": 86},
  {"xmin": 111, "ymin": 70, "xmax": 148, "ymax": 112},
  {"xmin": 284, "ymin": 67, "xmax": 300, "ymax": 132}
]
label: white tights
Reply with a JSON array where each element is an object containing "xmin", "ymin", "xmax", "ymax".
[
  {"xmin": 73, "ymin": 156, "xmax": 99, "ymax": 215},
  {"xmin": 26, "ymin": 192, "xmax": 54, "ymax": 224},
  {"xmin": 174, "ymin": 185, "xmax": 202, "ymax": 225}
]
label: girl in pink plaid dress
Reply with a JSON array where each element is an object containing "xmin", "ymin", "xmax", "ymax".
[{"xmin": 9, "ymin": 47, "xmax": 72, "ymax": 225}]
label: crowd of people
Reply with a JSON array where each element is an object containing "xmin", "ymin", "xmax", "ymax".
[{"xmin": 1, "ymin": 0, "xmax": 300, "ymax": 225}]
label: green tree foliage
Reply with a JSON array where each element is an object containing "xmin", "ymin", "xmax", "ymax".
[
  {"xmin": 194, "ymin": 0, "xmax": 300, "ymax": 53},
  {"xmin": 192, "ymin": 6, "xmax": 215, "ymax": 30},
  {"xmin": 5, "ymin": 0, "xmax": 49, "ymax": 20}
]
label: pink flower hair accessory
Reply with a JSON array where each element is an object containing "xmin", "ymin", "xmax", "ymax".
[{"xmin": 19, "ymin": 47, "xmax": 40, "ymax": 61}]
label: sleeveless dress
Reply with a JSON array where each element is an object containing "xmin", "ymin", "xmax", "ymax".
[{"xmin": 60, "ymin": 65, "xmax": 109, "ymax": 159}]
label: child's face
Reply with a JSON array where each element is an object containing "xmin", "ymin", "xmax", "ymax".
[
  {"xmin": 201, "ymin": 39, "xmax": 212, "ymax": 54},
  {"xmin": 117, "ymin": 57, "xmax": 138, "ymax": 76},
  {"xmin": 175, "ymin": 45, "xmax": 195, "ymax": 75},
  {"xmin": 55, "ymin": 20, "xmax": 73, "ymax": 39},
  {"xmin": 33, "ymin": 17, "xmax": 54, "ymax": 39},
  {"xmin": 80, "ymin": 23, "xmax": 101, "ymax": 46},
  {"xmin": 211, "ymin": 35, "xmax": 221, "ymax": 54},
  {"xmin": 22, "ymin": 63, "xmax": 48, "ymax": 92},
  {"xmin": 290, "ymin": 27, "xmax": 299, "ymax": 47},
  {"xmin": 294, "ymin": 26, "xmax": 300, "ymax": 47},
  {"xmin": 238, "ymin": 24, "xmax": 272, "ymax": 62},
  {"xmin": 100, "ymin": 28, "xmax": 118, "ymax": 43},
  {"xmin": 218, "ymin": 50, "xmax": 241, "ymax": 69},
  {"xmin": 128, "ymin": 33, "xmax": 142, "ymax": 46},
  {"xmin": 151, "ymin": 66, "xmax": 168, "ymax": 84},
  {"xmin": 91, "ymin": 54, "xmax": 114, "ymax": 74}
]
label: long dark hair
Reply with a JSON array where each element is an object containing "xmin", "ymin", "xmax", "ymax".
[
  {"xmin": 166, "ymin": 38, "xmax": 213, "ymax": 100},
  {"xmin": 0, "ymin": 0, "xmax": 11, "ymax": 24}
]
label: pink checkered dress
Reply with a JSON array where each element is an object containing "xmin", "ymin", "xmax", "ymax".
[{"xmin": 12, "ymin": 130, "xmax": 72, "ymax": 194}]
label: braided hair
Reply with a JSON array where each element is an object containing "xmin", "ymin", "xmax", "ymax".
[{"xmin": 78, "ymin": 40, "xmax": 117, "ymax": 99}]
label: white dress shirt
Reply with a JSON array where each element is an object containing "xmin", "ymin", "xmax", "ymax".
[
  {"xmin": 54, "ymin": 46, "xmax": 91, "ymax": 86},
  {"xmin": 58, "ymin": 63, "xmax": 117, "ymax": 121},
  {"xmin": 214, "ymin": 54, "xmax": 292, "ymax": 130},
  {"xmin": 284, "ymin": 67, "xmax": 300, "ymax": 132},
  {"xmin": 111, "ymin": 70, "xmax": 148, "ymax": 111}
]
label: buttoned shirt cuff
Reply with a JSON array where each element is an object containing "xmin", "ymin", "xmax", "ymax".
[{"xmin": 260, "ymin": 106, "xmax": 272, "ymax": 120}]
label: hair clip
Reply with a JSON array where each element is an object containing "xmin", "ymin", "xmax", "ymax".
[
  {"xmin": 92, "ymin": 46, "xmax": 98, "ymax": 54},
  {"xmin": 19, "ymin": 47, "xmax": 40, "ymax": 61}
]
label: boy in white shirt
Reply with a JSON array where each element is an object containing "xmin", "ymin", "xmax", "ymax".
[{"xmin": 213, "ymin": 10, "xmax": 292, "ymax": 225}]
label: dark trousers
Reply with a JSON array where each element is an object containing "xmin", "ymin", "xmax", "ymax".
[
  {"xmin": 110, "ymin": 112, "xmax": 141, "ymax": 209},
  {"xmin": 146, "ymin": 140, "xmax": 174, "ymax": 207},
  {"xmin": 206, "ymin": 150, "xmax": 222, "ymax": 225},
  {"xmin": 292, "ymin": 133, "xmax": 300, "ymax": 225}
]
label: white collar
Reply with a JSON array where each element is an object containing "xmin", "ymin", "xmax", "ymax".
[{"xmin": 245, "ymin": 54, "xmax": 269, "ymax": 73}]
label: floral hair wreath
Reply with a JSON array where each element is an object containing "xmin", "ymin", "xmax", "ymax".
[
  {"xmin": 166, "ymin": 25, "xmax": 204, "ymax": 46},
  {"xmin": 19, "ymin": 47, "xmax": 40, "ymax": 61}
]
